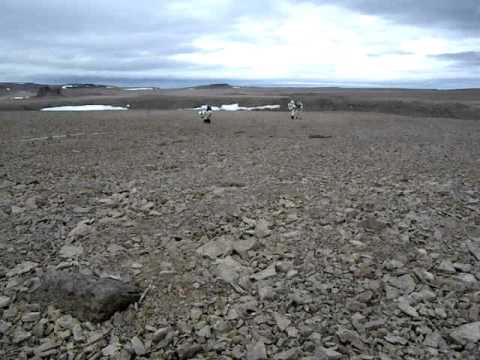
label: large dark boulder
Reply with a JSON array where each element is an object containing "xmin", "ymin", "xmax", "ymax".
[{"xmin": 32, "ymin": 271, "xmax": 141, "ymax": 322}]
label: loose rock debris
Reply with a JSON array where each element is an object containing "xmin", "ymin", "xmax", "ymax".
[{"xmin": 0, "ymin": 110, "xmax": 479, "ymax": 359}]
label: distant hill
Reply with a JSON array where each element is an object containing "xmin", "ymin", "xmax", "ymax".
[
  {"xmin": 193, "ymin": 83, "xmax": 233, "ymax": 90},
  {"xmin": 0, "ymin": 82, "xmax": 110, "ymax": 91},
  {"xmin": 0, "ymin": 82, "xmax": 44, "ymax": 92}
]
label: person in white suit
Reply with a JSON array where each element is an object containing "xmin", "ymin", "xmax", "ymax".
[
  {"xmin": 288, "ymin": 99, "xmax": 303, "ymax": 119},
  {"xmin": 199, "ymin": 105, "xmax": 213, "ymax": 123}
]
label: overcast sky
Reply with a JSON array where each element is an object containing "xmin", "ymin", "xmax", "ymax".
[{"xmin": 1, "ymin": 0, "xmax": 479, "ymax": 88}]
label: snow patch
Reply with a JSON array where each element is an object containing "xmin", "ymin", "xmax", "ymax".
[
  {"xmin": 12, "ymin": 96, "xmax": 29, "ymax": 100},
  {"xmin": 41, "ymin": 105, "xmax": 129, "ymax": 111},
  {"xmin": 124, "ymin": 87, "xmax": 154, "ymax": 91},
  {"xmin": 248, "ymin": 105, "xmax": 281, "ymax": 110},
  {"xmin": 193, "ymin": 103, "xmax": 280, "ymax": 111}
]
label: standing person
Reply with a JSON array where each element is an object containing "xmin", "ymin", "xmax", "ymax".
[
  {"xmin": 199, "ymin": 104, "xmax": 213, "ymax": 123},
  {"xmin": 295, "ymin": 100, "xmax": 304, "ymax": 119}
]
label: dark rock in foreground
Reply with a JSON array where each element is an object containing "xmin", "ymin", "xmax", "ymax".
[{"xmin": 32, "ymin": 271, "xmax": 140, "ymax": 322}]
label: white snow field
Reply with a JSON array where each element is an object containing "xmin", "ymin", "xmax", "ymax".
[
  {"xmin": 41, "ymin": 105, "xmax": 129, "ymax": 111},
  {"xmin": 124, "ymin": 88, "xmax": 154, "ymax": 91},
  {"xmin": 193, "ymin": 104, "xmax": 280, "ymax": 111}
]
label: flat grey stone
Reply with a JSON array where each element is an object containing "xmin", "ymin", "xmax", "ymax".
[
  {"xmin": 255, "ymin": 219, "xmax": 272, "ymax": 238},
  {"xmin": 131, "ymin": 336, "xmax": 146, "ymax": 355},
  {"xmin": 196, "ymin": 236, "xmax": 233, "ymax": 259},
  {"xmin": 59, "ymin": 245, "xmax": 84, "ymax": 259},
  {"xmin": 315, "ymin": 346, "xmax": 343, "ymax": 360},
  {"xmin": 67, "ymin": 219, "xmax": 93, "ymax": 241},
  {"xmin": 176, "ymin": 343, "xmax": 203, "ymax": 359},
  {"xmin": 274, "ymin": 348, "xmax": 300, "ymax": 360},
  {"xmin": 247, "ymin": 341, "xmax": 267, "ymax": 360},
  {"xmin": 437, "ymin": 260, "xmax": 456, "ymax": 274},
  {"xmin": 398, "ymin": 298, "xmax": 419, "ymax": 318},
  {"xmin": 6, "ymin": 261, "xmax": 38, "ymax": 277},
  {"xmin": 424, "ymin": 331, "xmax": 444, "ymax": 348},
  {"xmin": 12, "ymin": 328, "xmax": 31, "ymax": 344},
  {"xmin": 0, "ymin": 295, "xmax": 11, "ymax": 308},
  {"xmin": 251, "ymin": 264, "xmax": 276, "ymax": 281},
  {"xmin": 450, "ymin": 321, "xmax": 480, "ymax": 343},
  {"xmin": 273, "ymin": 312, "xmax": 291, "ymax": 331}
]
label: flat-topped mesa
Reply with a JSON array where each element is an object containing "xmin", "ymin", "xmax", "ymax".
[{"xmin": 193, "ymin": 83, "xmax": 233, "ymax": 89}]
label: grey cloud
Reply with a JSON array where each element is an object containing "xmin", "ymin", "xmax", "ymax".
[
  {"xmin": 431, "ymin": 52, "xmax": 480, "ymax": 77},
  {"xmin": 316, "ymin": 0, "xmax": 480, "ymax": 36},
  {"xmin": 1, "ymin": 0, "xmax": 480, "ymax": 86},
  {"xmin": 432, "ymin": 51, "xmax": 480, "ymax": 65},
  {"xmin": 0, "ymin": 0, "xmax": 282, "ymax": 81}
]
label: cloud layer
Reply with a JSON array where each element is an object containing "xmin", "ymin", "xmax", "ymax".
[{"xmin": 1, "ymin": 0, "xmax": 479, "ymax": 87}]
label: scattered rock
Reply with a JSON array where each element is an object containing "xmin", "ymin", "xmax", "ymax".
[
  {"xmin": 361, "ymin": 216, "xmax": 387, "ymax": 232},
  {"xmin": 21, "ymin": 312, "xmax": 41, "ymax": 323},
  {"xmin": 424, "ymin": 331, "xmax": 444, "ymax": 348},
  {"xmin": 131, "ymin": 336, "xmax": 146, "ymax": 355},
  {"xmin": 467, "ymin": 241, "xmax": 480, "ymax": 261},
  {"xmin": 0, "ymin": 320, "xmax": 12, "ymax": 335},
  {"xmin": 59, "ymin": 245, "xmax": 84, "ymax": 259},
  {"xmin": 251, "ymin": 264, "xmax": 277, "ymax": 281},
  {"xmin": 315, "ymin": 346, "xmax": 343, "ymax": 360},
  {"xmin": 12, "ymin": 327, "xmax": 31, "ymax": 344},
  {"xmin": 175, "ymin": 343, "xmax": 203, "ymax": 359},
  {"xmin": 196, "ymin": 236, "xmax": 233, "ymax": 259},
  {"xmin": 67, "ymin": 219, "xmax": 93, "ymax": 242},
  {"xmin": 255, "ymin": 219, "xmax": 272, "ymax": 238},
  {"xmin": 0, "ymin": 295, "xmax": 11, "ymax": 308},
  {"xmin": 216, "ymin": 256, "xmax": 248, "ymax": 293},
  {"xmin": 152, "ymin": 327, "xmax": 171, "ymax": 343},
  {"xmin": 247, "ymin": 341, "xmax": 267, "ymax": 360},
  {"xmin": 232, "ymin": 238, "xmax": 258, "ymax": 256},
  {"xmin": 437, "ymin": 259, "xmax": 456, "ymax": 273},
  {"xmin": 397, "ymin": 297, "xmax": 419, "ymax": 318},
  {"xmin": 274, "ymin": 348, "xmax": 300, "ymax": 360},
  {"xmin": 450, "ymin": 321, "xmax": 480, "ymax": 343},
  {"xmin": 273, "ymin": 312, "xmax": 291, "ymax": 331},
  {"xmin": 6, "ymin": 261, "xmax": 38, "ymax": 277}
]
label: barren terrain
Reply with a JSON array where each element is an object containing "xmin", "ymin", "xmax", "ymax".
[{"xmin": 1, "ymin": 88, "xmax": 480, "ymax": 359}]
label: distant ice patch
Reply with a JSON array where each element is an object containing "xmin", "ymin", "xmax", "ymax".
[
  {"xmin": 193, "ymin": 103, "xmax": 280, "ymax": 111},
  {"xmin": 247, "ymin": 105, "xmax": 281, "ymax": 110},
  {"xmin": 220, "ymin": 104, "xmax": 242, "ymax": 111},
  {"xmin": 12, "ymin": 96, "xmax": 29, "ymax": 100},
  {"xmin": 124, "ymin": 87, "xmax": 154, "ymax": 91},
  {"xmin": 41, "ymin": 105, "xmax": 129, "ymax": 111}
]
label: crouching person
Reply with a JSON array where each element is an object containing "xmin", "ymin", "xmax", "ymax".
[
  {"xmin": 288, "ymin": 99, "xmax": 304, "ymax": 120},
  {"xmin": 199, "ymin": 105, "xmax": 213, "ymax": 123},
  {"xmin": 288, "ymin": 99, "xmax": 299, "ymax": 120}
]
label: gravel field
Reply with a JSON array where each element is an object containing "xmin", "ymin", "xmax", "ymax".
[{"xmin": 0, "ymin": 108, "xmax": 479, "ymax": 359}]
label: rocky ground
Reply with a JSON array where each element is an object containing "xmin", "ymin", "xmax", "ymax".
[{"xmin": 0, "ymin": 109, "xmax": 479, "ymax": 359}]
